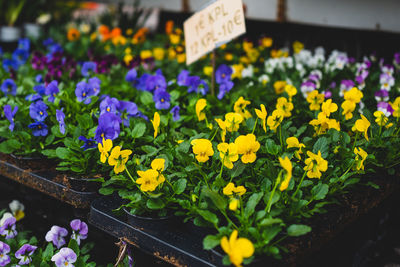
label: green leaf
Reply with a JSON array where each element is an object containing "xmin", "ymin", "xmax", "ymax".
[
  {"xmin": 196, "ymin": 209, "xmax": 218, "ymax": 225},
  {"xmin": 99, "ymin": 187, "xmax": 114, "ymax": 195},
  {"xmin": 40, "ymin": 262, "xmax": 51, "ymax": 267},
  {"xmin": 141, "ymin": 145, "xmax": 158, "ymax": 156},
  {"xmin": 68, "ymin": 239, "xmax": 80, "ymax": 257},
  {"xmin": 76, "ymin": 114, "xmax": 92, "ymax": 130},
  {"xmin": 146, "ymin": 198, "xmax": 165, "ymax": 210},
  {"xmin": 259, "ymin": 217, "xmax": 283, "ymax": 227},
  {"xmin": 244, "ymin": 192, "xmax": 264, "ymax": 219},
  {"xmin": 265, "ymin": 139, "xmax": 281, "ymax": 155},
  {"xmin": 173, "ymin": 178, "xmax": 187, "ymax": 194},
  {"xmin": 140, "ymin": 91, "xmax": 154, "ymax": 105},
  {"xmin": 230, "ymin": 161, "xmax": 246, "ymax": 178},
  {"xmin": 42, "ymin": 243, "xmax": 54, "ymax": 261},
  {"xmin": 55, "ymin": 147, "xmax": 72, "ymax": 159},
  {"xmin": 7, "ymin": 139, "xmax": 21, "ymax": 149},
  {"xmin": 81, "ymin": 242, "xmax": 95, "ymax": 254},
  {"xmin": 203, "ymin": 235, "xmax": 220, "ymax": 250},
  {"xmin": 45, "ymin": 134, "xmax": 55, "ymax": 146},
  {"xmin": 287, "ymin": 224, "xmax": 312, "ymax": 236},
  {"xmin": 344, "ymin": 178, "xmax": 360, "ymax": 187},
  {"xmin": 131, "ymin": 122, "xmax": 146, "ymax": 138},
  {"xmin": 201, "ymin": 187, "xmax": 227, "ymax": 210},
  {"xmin": 313, "ymin": 137, "xmax": 329, "ymax": 158},
  {"xmin": 311, "ymin": 183, "xmax": 329, "ymax": 200}
]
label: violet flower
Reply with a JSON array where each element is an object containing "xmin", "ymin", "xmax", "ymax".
[
  {"xmin": 25, "ymin": 94, "xmax": 43, "ymax": 102},
  {"xmin": 70, "ymin": 219, "xmax": 88, "ymax": 245},
  {"xmin": 177, "ymin": 70, "xmax": 190, "ymax": 86},
  {"xmin": 153, "ymin": 88, "xmax": 171, "ymax": 109},
  {"xmin": 75, "ymin": 81, "xmax": 93, "ymax": 104},
  {"xmin": 56, "ymin": 109, "xmax": 66, "ymax": 134},
  {"xmin": 145, "ymin": 71, "xmax": 167, "ymax": 92},
  {"xmin": 81, "ymin": 61, "xmax": 97, "ymax": 77},
  {"xmin": 100, "ymin": 96, "xmax": 120, "ymax": 115},
  {"xmin": 45, "ymin": 80, "xmax": 59, "ymax": 102},
  {"xmin": 28, "ymin": 122, "xmax": 48, "ymax": 136},
  {"xmin": 217, "ymin": 80, "xmax": 234, "ymax": 100},
  {"xmin": 0, "ymin": 216, "xmax": 17, "ymax": 239},
  {"xmin": 118, "ymin": 100, "xmax": 139, "ymax": 127},
  {"xmin": 136, "ymin": 73, "xmax": 151, "ymax": 91},
  {"xmin": 1, "ymin": 79, "xmax": 17, "ymax": 96},
  {"xmin": 45, "ymin": 226, "xmax": 68, "ymax": 249},
  {"xmin": 377, "ymin": 101, "xmax": 394, "ymax": 117},
  {"xmin": 170, "ymin": 105, "xmax": 180, "ymax": 121},
  {"xmin": 4, "ymin": 105, "xmax": 18, "ymax": 131},
  {"xmin": 88, "ymin": 77, "xmax": 101, "ymax": 96},
  {"xmin": 375, "ymin": 90, "xmax": 389, "ymax": 102},
  {"xmin": 0, "ymin": 241, "xmax": 10, "ymax": 266},
  {"xmin": 35, "ymin": 74, "xmax": 43, "ymax": 83},
  {"xmin": 187, "ymin": 76, "xmax": 209, "ymax": 95},
  {"xmin": 125, "ymin": 68, "xmax": 138, "ymax": 86},
  {"xmin": 215, "ymin": 64, "xmax": 233, "ymax": 84},
  {"xmin": 78, "ymin": 136, "xmax": 97, "ymax": 150},
  {"xmin": 51, "ymin": 248, "xmax": 77, "ymax": 267},
  {"xmin": 29, "ymin": 100, "xmax": 48, "ymax": 121},
  {"xmin": 94, "ymin": 113, "xmax": 121, "ymax": 143},
  {"xmin": 31, "ymin": 51, "xmax": 47, "ymax": 70},
  {"xmin": 33, "ymin": 84, "xmax": 46, "ymax": 95},
  {"xmin": 15, "ymin": 244, "xmax": 37, "ymax": 265}
]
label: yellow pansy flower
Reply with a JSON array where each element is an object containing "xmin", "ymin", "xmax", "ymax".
[
  {"xmin": 255, "ymin": 104, "xmax": 267, "ymax": 133},
  {"xmin": 140, "ymin": 50, "xmax": 152, "ymax": 60},
  {"xmin": 169, "ymin": 33, "xmax": 180, "ymax": 44},
  {"xmin": 98, "ymin": 138, "xmax": 113, "ymax": 163},
  {"xmin": 191, "ymin": 139, "xmax": 214, "ymax": 163},
  {"xmin": 374, "ymin": 111, "xmax": 392, "ymax": 128},
  {"xmin": 390, "ymin": 97, "xmax": 400, "ymax": 118},
  {"xmin": 273, "ymin": 81, "xmax": 287, "ymax": 95},
  {"xmin": 286, "ymin": 137, "xmax": 305, "ymax": 160},
  {"xmin": 228, "ymin": 198, "xmax": 240, "ymax": 211},
  {"xmin": 153, "ymin": 47, "xmax": 165, "ymax": 61},
  {"xmin": 225, "ymin": 113, "xmax": 244, "ymax": 132},
  {"xmin": 352, "ymin": 114, "xmax": 370, "ymax": 141},
  {"xmin": 354, "ymin": 147, "xmax": 368, "ymax": 171},
  {"xmin": 276, "ymin": 97, "xmax": 294, "ymax": 117},
  {"xmin": 306, "ymin": 90, "xmax": 325, "ymax": 111},
  {"xmin": 217, "ymin": 143, "xmax": 239, "ymax": 169},
  {"xmin": 267, "ymin": 109, "xmax": 285, "ymax": 131},
  {"xmin": 215, "ymin": 118, "xmax": 227, "ymax": 142},
  {"xmin": 279, "ymin": 156, "xmax": 292, "ymax": 191},
  {"xmin": 304, "ymin": 151, "xmax": 328, "ymax": 179},
  {"xmin": 284, "ymin": 84, "xmax": 297, "ymax": 101},
  {"xmin": 261, "ymin": 37, "xmax": 273, "ymax": 48},
  {"xmin": 136, "ymin": 169, "xmax": 160, "ymax": 192},
  {"xmin": 231, "ymin": 64, "xmax": 244, "ymax": 79},
  {"xmin": 223, "ymin": 182, "xmax": 246, "ymax": 196},
  {"xmin": 235, "ymin": 134, "xmax": 260, "ymax": 164},
  {"xmin": 341, "ymin": 100, "xmax": 356, "ymax": 120},
  {"xmin": 321, "ymin": 99, "xmax": 338, "ymax": 117},
  {"xmin": 225, "ymin": 53, "xmax": 234, "ymax": 61},
  {"xmin": 234, "ymin": 97, "xmax": 252, "ymax": 119},
  {"xmin": 246, "ymin": 48, "xmax": 260, "ymax": 63},
  {"xmin": 292, "ymin": 41, "xmax": 304, "ymax": 54},
  {"xmin": 310, "ymin": 113, "xmax": 340, "ymax": 135},
  {"xmin": 204, "ymin": 66, "xmax": 213, "ymax": 76},
  {"xmin": 344, "ymin": 87, "xmax": 363, "ymax": 104},
  {"xmin": 221, "ymin": 230, "xmax": 254, "ymax": 267},
  {"xmin": 108, "ymin": 146, "xmax": 132, "ymax": 174},
  {"xmin": 195, "ymin": 98, "xmax": 207, "ymax": 121},
  {"xmin": 151, "ymin": 158, "xmax": 165, "ymax": 172},
  {"xmin": 123, "ymin": 54, "xmax": 133, "ymax": 66},
  {"xmin": 151, "ymin": 112, "xmax": 160, "ymax": 138}
]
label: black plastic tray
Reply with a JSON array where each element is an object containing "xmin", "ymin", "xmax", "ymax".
[
  {"xmin": 89, "ymin": 196, "xmax": 218, "ymax": 267},
  {"xmin": 0, "ymin": 158, "xmax": 98, "ymax": 208}
]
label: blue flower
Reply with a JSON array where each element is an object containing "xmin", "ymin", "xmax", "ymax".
[
  {"xmin": 45, "ymin": 80, "xmax": 59, "ymax": 102},
  {"xmin": 217, "ymin": 80, "xmax": 234, "ymax": 100},
  {"xmin": 125, "ymin": 68, "xmax": 138, "ymax": 86},
  {"xmin": 18, "ymin": 38, "xmax": 30, "ymax": 51},
  {"xmin": 12, "ymin": 49, "xmax": 29, "ymax": 66},
  {"xmin": 34, "ymin": 84, "xmax": 46, "ymax": 95},
  {"xmin": 88, "ymin": 77, "xmax": 101, "ymax": 96},
  {"xmin": 177, "ymin": 70, "xmax": 190, "ymax": 86},
  {"xmin": 0, "ymin": 217, "xmax": 17, "ymax": 239},
  {"xmin": 100, "ymin": 96, "xmax": 120, "ymax": 115},
  {"xmin": 81, "ymin": 61, "xmax": 97, "ymax": 77},
  {"xmin": 75, "ymin": 81, "xmax": 93, "ymax": 104},
  {"xmin": 187, "ymin": 76, "xmax": 208, "ymax": 95},
  {"xmin": 4, "ymin": 105, "xmax": 18, "ymax": 131},
  {"xmin": 29, "ymin": 121, "xmax": 48, "ymax": 136},
  {"xmin": 215, "ymin": 64, "xmax": 233, "ymax": 84},
  {"xmin": 25, "ymin": 94, "xmax": 42, "ymax": 102},
  {"xmin": 136, "ymin": 73, "xmax": 150, "ymax": 91},
  {"xmin": 118, "ymin": 100, "xmax": 138, "ymax": 127},
  {"xmin": 2, "ymin": 59, "xmax": 18, "ymax": 72},
  {"xmin": 170, "ymin": 105, "xmax": 180, "ymax": 121},
  {"xmin": 145, "ymin": 70, "xmax": 167, "ymax": 92},
  {"xmin": 56, "ymin": 109, "xmax": 66, "ymax": 135},
  {"xmin": 78, "ymin": 136, "xmax": 97, "ymax": 150},
  {"xmin": 153, "ymin": 88, "xmax": 171, "ymax": 110},
  {"xmin": 35, "ymin": 74, "xmax": 43, "ymax": 83},
  {"xmin": 94, "ymin": 113, "xmax": 121, "ymax": 143},
  {"xmin": 1, "ymin": 79, "xmax": 17, "ymax": 96},
  {"xmin": 29, "ymin": 100, "xmax": 48, "ymax": 121},
  {"xmin": 43, "ymin": 38, "xmax": 55, "ymax": 47}
]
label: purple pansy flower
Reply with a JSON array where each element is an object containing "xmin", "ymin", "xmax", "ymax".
[
  {"xmin": 25, "ymin": 94, "xmax": 43, "ymax": 102},
  {"xmin": 375, "ymin": 90, "xmax": 389, "ymax": 102},
  {"xmin": 70, "ymin": 219, "xmax": 88, "ymax": 245},
  {"xmin": 215, "ymin": 64, "xmax": 233, "ymax": 84},
  {"xmin": 136, "ymin": 73, "xmax": 151, "ymax": 91},
  {"xmin": 153, "ymin": 88, "xmax": 171, "ymax": 109},
  {"xmin": 33, "ymin": 84, "xmax": 46, "ymax": 95},
  {"xmin": 51, "ymin": 248, "xmax": 77, "ymax": 267},
  {"xmin": 28, "ymin": 122, "xmax": 48, "ymax": 136},
  {"xmin": 29, "ymin": 100, "xmax": 48, "ymax": 121},
  {"xmin": 15, "ymin": 244, "xmax": 37, "ymax": 265},
  {"xmin": 170, "ymin": 105, "xmax": 180, "ymax": 121},
  {"xmin": 377, "ymin": 101, "xmax": 394, "ymax": 117},
  {"xmin": 88, "ymin": 77, "xmax": 101, "ymax": 96},
  {"xmin": 31, "ymin": 52, "xmax": 47, "ymax": 70},
  {"xmin": 1, "ymin": 79, "xmax": 17, "ymax": 96},
  {"xmin": 125, "ymin": 68, "xmax": 138, "ymax": 86},
  {"xmin": 56, "ymin": 109, "xmax": 66, "ymax": 134},
  {"xmin": 4, "ymin": 105, "xmax": 18, "ymax": 131},
  {"xmin": 118, "ymin": 100, "xmax": 139, "ymax": 127},
  {"xmin": 187, "ymin": 76, "xmax": 209, "ymax": 95},
  {"xmin": 45, "ymin": 226, "xmax": 68, "ymax": 249},
  {"xmin": 100, "ymin": 96, "xmax": 120, "ymax": 115},
  {"xmin": 45, "ymin": 80, "xmax": 59, "ymax": 102},
  {"xmin": 0, "ymin": 217, "xmax": 17, "ymax": 239},
  {"xmin": 146, "ymin": 72, "xmax": 167, "ymax": 92},
  {"xmin": 177, "ymin": 70, "xmax": 190, "ymax": 86},
  {"xmin": 217, "ymin": 80, "xmax": 234, "ymax": 100},
  {"xmin": 35, "ymin": 74, "xmax": 43, "ymax": 83},
  {"xmin": 0, "ymin": 241, "xmax": 11, "ymax": 266},
  {"xmin": 81, "ymin": 61, "xmax": 97, "ymax": 77},
  {"xmin": 94, "ymin": 113, "xmax": 121, "ymax": 143},
  {"xmin": 78, "ymin": 136, "xmax": 97, "ymax": 150},
  {"xmin": 75, "ymin": 81, "xmax": 93, "ymax": 104}
]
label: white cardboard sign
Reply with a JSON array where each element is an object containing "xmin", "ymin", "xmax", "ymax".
[{"xmin": 184, "ymin": 0, "xmax": 246, "ymax": 65}]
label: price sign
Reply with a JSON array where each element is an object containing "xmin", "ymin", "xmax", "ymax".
[{"xmin": 184, "ymin": 0, "xmax": 246, "ymax": 65}]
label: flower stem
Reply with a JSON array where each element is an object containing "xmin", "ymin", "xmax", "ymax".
[
  {"xmin": 279, "ymin": 124, "xmax": 283, "ymax": 148},
  {"xmin": 266, "ymin": 172, "xmax": 281, "ymax": 213},
  {"xmin": 292, "ymin": 171, "xmax": 307, "ymax": 199},
  {"xmin": 251, "ymin": 117, "xmax": 258, "ymax": 134},
  {"xmin": 351, "ymin": 132, "xmax": 359, "ymax": 152},
  {"xmin": 125, "ymin": 167, "xmax": 135, "ymax": 184}
]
